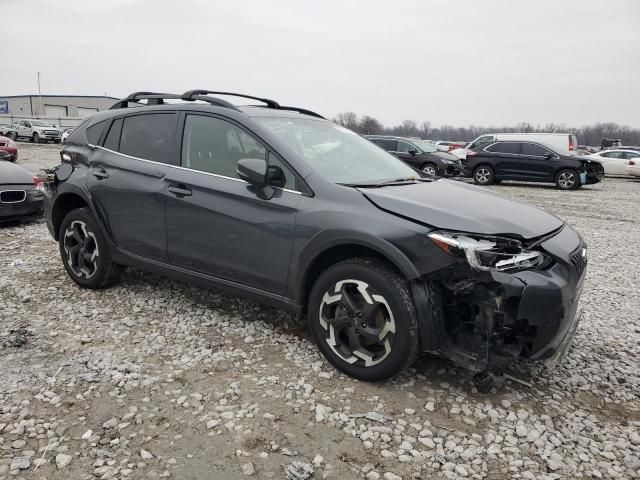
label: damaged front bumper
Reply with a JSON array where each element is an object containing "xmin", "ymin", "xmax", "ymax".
[{"xmin": 421, "ymin": 225, "xmax": 586, "ymax": 372}]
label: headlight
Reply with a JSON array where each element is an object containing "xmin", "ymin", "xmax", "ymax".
[{"xmin": 428, "ymin": 231, "xmax": 547, "ymax": 272}]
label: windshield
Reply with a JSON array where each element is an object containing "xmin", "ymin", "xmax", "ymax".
[
  {"xmin": 31, "ymin": 120, "xmax": 53, "ymax": 127},
  {"xmin": 412, "ymin": 140, "xmax": 438, "ymax": 153},
  {"xmin": 255, "ymin": 117, "xmax": 417, "ymax": 184}
]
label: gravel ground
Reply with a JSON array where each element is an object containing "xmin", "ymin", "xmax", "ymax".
[{"xmin": 1, "ymin": 143, "xmax": 639, "ymax": 480}]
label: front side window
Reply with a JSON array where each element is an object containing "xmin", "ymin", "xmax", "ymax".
[
  {"xmin": 470, "ymin": 135, "xmax": 494, "ymax": 149},
  {"xmin": 255, "ymin": 117, "xmax": 417, "ymax": 185},
  {"xmin": 397, "ymin": 140, "xmax": 417, "ymax": 154},
  {"xmin": 181, "ymin": 115, "xmax": 266, "ymax": 178},
  {"xmin": 487, "ymin": 142, "xmax": 520, "ymax": 154},
  {"xmin": 623, "ymin": 151, "xmax": 640, "ymax": 159},
  {"xmin": 119, "ymin": 113, "xmax": 177, "ymax": 164},
  {"xmin": 521, "ymin": 143, "xmax": 551, "ymax": 157}
]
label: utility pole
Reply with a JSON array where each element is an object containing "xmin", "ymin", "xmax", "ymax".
[{"xmin": 37, "ymin": 72, "xmax": 42, "ymax": 117}]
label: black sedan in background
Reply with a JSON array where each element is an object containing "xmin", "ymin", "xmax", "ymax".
[
  {"xmin": 463, "ymin": 140, "xmax": 604, "ymax": 190},
  {"xmin": 365, "ymin": 135, "xmax": 462, "ymax": 176},
  {"xmin": 0, "ymin": 153, "xmax": 44, "ymax": 223}
]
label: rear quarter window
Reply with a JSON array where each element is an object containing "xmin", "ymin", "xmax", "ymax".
[{"xmin": 85, "ymin": 120, "xmax": 109, "ymax": 145}]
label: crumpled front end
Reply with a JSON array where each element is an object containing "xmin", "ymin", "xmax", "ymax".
[{"xmin": 424, "ymin": 224, "xmax": 586, "ymax": 372}]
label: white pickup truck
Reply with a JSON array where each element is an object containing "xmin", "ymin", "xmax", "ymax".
[{"xmin": 14, "ymin": 119, "xmax": 62, "ymax": 144}]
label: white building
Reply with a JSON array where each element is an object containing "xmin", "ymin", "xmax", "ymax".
[{"xmin": 0, "ymin": 94, "xmax": 119, "ymax": 126}]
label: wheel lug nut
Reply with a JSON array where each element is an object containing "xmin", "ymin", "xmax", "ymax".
[
  {"xmin": 357, "ymin": 312, "xmax": 362, "ymax": 317},
  {"xmin": 349, "ymin": 313, "xmax": 353, "ymax": 318},
  {"xmin": 361, "ymin": 323, "xmax": 366, "ymax": 327}
]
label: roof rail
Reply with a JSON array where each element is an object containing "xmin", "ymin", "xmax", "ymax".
[
  {"xmin": 110, "ymin": 92, "xmax": 183, "ymax": 110},
  {"xmin": 112, "ymin": 90, "xmax": 325, "ymax": 119},
  {"xmin": 182, "ymin": 90, "xmax": 281, "ymax": 109}
]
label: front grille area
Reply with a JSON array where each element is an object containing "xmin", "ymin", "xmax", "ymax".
[
  {"xmin": 0, "ymin": 190, "xmax": 26, "ymax": 203},
  {"xmin": 44, "ymin": 130, "xmax": 59, "ymax": 136},
  {"xmin": 570, "ymin": 244, "xmax": 587, "ymax": 277}
]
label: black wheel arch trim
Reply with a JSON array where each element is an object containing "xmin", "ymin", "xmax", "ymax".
[{"xmin": 293, "ymin": 230, "xmax": 422, "ymax": 305}]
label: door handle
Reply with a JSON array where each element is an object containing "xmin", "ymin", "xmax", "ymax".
[
  {"xmin": 91, "ymin": 168, "xmax": 109, "ymax": 179},
  {"xmin": 168, "ymin": 184, "xmax": 192, "ymax": 197}
]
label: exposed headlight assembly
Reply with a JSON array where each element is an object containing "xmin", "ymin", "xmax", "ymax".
[{"xmin": 429, "ymin": 231, "xmax": 546, "ymax": 272}]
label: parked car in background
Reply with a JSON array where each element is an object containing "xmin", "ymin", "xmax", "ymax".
[
  {"xmin": 463, "ymin": 140, "xmax": 604, "ymax": 190},
  {"xmin": 42, "ymin": 89, "xmax": 587, "ymax": 387},
  {"xmin": 451, "ymin": 133, "xmax": 578, "ymax": 160},
  {"xmin": 0, "ymin": 135, "xmax": 18, "ymax": 162},
  {"xmin": 0, "ymin": 155, "xmax": 43, "ymax": 223},
  {"xmin": 366, "ymin": 135, "xmax": 462, "ymax": 176},
  {"xmin": 1, "ymin": 124, "xmax": 19, "ymax": 140},
  {"xmin": 61, "ymin": 127, "xmax": 75, "ymax": 143},
  {"xmin": 14, "ymin": 119, "xmax": 62, "ymax": 143},
  {"xmin": 626, "ymin": 159, "xmax": 640, "ymax": 178},
  {"xmin": 584, "ymin": 149, "xmax": 640, "ymax": 175},
  {"xmin": 435, "ymin": 140, "xmax": 466, "ymax": 152}
]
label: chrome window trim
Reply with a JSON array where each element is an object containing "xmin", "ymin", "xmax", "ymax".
[
  {"xmin": 0, "ymin": 190, "xmax": 26, "ymax": 204},
  {"xmin": 93, "ymin": 145, "xmax": 303, "ymax": 195}
]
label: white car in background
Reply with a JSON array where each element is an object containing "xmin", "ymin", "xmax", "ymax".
[
  {"xmin": 61, "ymin": 128, "xmax": 75, "ymax": 143},
  {"xmin": 451, "ymin": 133, "xmax": 578, "ymax": 159},
  {"xmin": 625, "ymin": 159, "xmax": 640, "ymax": 178},
  {"xmin": 584, "ymin": 149, "xmax": 640, "ymax": 175}
]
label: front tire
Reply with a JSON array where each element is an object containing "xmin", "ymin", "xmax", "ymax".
[
  {"xmin": 58, "ymin": 207, "xmax": 122, "ymax": 289},
  {"xmin": 308, "ymin": 258, "xmax": 419, "ymax": 381},
  {"xmin": 555, "ymin": 168, "xmax": 579, "ymax": 190},
  {"xmin": 422, "ymin": 162, "xmax": 438, "ymax": 176},
  {"xmin": 9, "ymin": 132, "xmax": 17, "ymax": 141},
  {"xmin": 32, "ymin": 133, "xmax": 40, "ymax": 144},
  {"xmin": 473, "ymin": 165, "xmax": 495, "ymax": 185}
]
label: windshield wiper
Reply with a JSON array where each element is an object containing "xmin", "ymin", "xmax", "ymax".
[{"xmin": 341, "ymin": 177, "xmax": 428, "ymax": 188}]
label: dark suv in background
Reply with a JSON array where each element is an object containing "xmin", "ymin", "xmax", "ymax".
[
  {"xmin": 43, "ymin": 90, "xmax": 587, "ymax": 388},
  {"xmin": 366, "ymin": 135, "xmax": 462, "ymax": 176},
  {"xmin": 463, "ymin": 140, "xmax": 604, "ymax": 189}
]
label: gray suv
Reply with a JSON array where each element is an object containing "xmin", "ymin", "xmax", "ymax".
[{"xmin": 42, "ymin": 90, "xmax": 587, "ymax": 388}]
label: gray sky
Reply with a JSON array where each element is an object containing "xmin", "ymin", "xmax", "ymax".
[{"xmin": 3, "ymin": 0, "xmax": 639, "ymax": 127}]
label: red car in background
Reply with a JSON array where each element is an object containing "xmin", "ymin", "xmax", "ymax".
[{"xmin": 0, "ymin": 135, "xmax": 18, "ymax": 162}]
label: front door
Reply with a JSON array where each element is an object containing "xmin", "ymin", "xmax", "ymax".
[
  {"xmin": 86, "ymin": 112, "xmax": 179, "ymax": 262},
  {"xmin": 164, "ymin": 113, "xmax": 301, "ymax": 295},
  {"xmin": 393, "ymin": 139, "xmax": 421, "ymax": 168}
]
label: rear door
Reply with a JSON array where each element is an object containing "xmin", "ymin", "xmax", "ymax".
[
  {"xmin": 483, "ymin": 142, "xmax": 522, "ymax": 178},
  {"xmin": 86, "ymin": 112, "xmax": 179, "ymax": 262},
  {"xmin": 164, "ymin": 112, "xmax": 302, "ymax": 295}
]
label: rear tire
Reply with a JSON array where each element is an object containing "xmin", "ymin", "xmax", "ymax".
[
  {"xmin": 555, "ymin": 168, "xmax": 579, "ymax": 190},
  {"xmin": 58, "ymin": 207, "xmax": 123, "ymax": 289},
  {"xmin": 308, "ymin": 258, "xmax": 419, "ymax": 381},
  {"xmin": 473, "ymin": 165, "xmax": 494, "ymax": 185}
]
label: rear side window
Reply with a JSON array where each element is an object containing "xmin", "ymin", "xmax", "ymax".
[
  {"xmin": 521, "ymin": 143, "xmax": 551, "ymax": 157},
  {"xmin": 85, "ymin": 120, "xmax": 109, "ymax": 145},
  {"xmin": 119, "ymin": 113, "xmax": 177, "ymax": 164},
  {"xmin": 103, "ymin": 118, "xmax": 123, "ymax": 151},
  {"xmin": 486, "ymin": 142, "xmax": 520, "ymax": 154},
  {"xmin": 373, "ymin": 139, "xmax": 397, "ymax": 151}
]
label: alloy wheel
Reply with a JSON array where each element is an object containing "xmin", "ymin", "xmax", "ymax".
[
  {"xmin": 475, "ymin": 167, "xmax": 491, "ymax": 184},
  {"xmin": 558, "ymin": 172, "xmax": 576, "ymax": 189},
  {"xmin": 318, "ymin": 279, "xmax": 396, "ymax": 367},
  {"xmin": 423, "ymin": 164, "xmax": 437, "ymax": 176},
  {"xmin": 63, "ymin": 220, "xmax": 99, "ymax": 279}
]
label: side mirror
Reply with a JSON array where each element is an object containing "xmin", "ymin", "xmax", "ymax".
[
  {"xmin": 237, "ymin": 158, "xmax": 267, "ymax": 187},
  {"xmin": 543, "ymin": 153, "xmax": 553, "ymax": 159},
  {"xmin": 408, "ymin": 149, "xmax": 418, "ymax": 156},
  {"xmin": 267, "ymin": 165, "xmax": 286, "ymax": 188}
]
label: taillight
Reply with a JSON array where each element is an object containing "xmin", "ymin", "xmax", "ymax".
[{"xmin": 569, "ymin": 139, "xmax": 575, "ymax": 151}]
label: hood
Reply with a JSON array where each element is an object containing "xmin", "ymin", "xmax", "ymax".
[
  {"xmin": 430, "ymin": 151, "xmax": 459, "ymax": 161},
  {"xmin": 0, "ymin": 161, "xmax": 33, "ymax": 184},
  {"xmin": 360, "ymin": 179, "xmax": 563, "ymax": 239}
]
